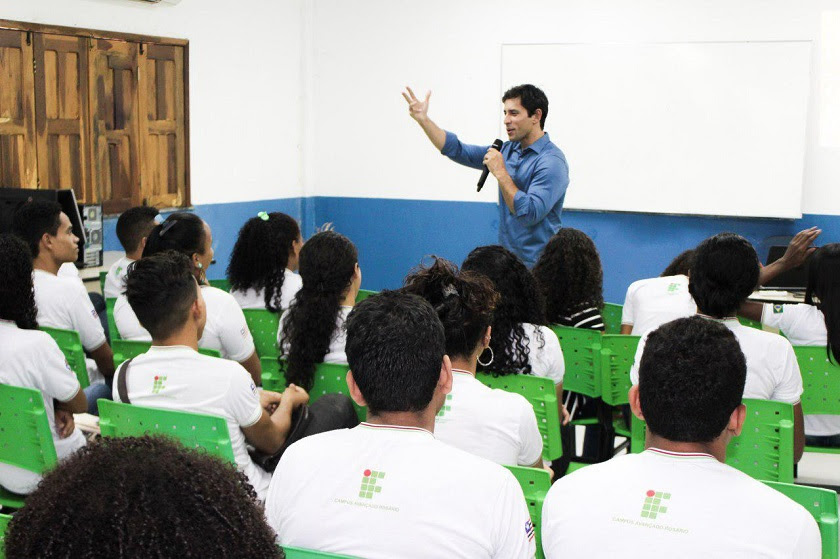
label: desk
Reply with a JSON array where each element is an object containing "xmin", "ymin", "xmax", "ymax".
[{"xmin": 748, "ymin": 290, "xmax": 806, "ymax": 304}]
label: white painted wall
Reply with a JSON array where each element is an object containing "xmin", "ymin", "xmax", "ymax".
[
  {"xmin": 306, "ymin": 0, "xmax": 840, "ymax": 217},
  {"xmin": 0, "ymin": 0, "xmax": 305, "ymax": 206}
]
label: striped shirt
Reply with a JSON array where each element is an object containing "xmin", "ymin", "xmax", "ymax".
[{"xmin": 553, "ymin": 307, "xmax": 605, "ymax": 331}]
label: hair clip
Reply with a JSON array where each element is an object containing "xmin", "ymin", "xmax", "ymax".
[
  {"xmin": 257, "ymin": 211, "xmax": 269, "ymax": 221},
  {"xmin": 442, "ymin": 284, "xmax": 459, "ymax": 298},
  {"xmin": 159, "ymin": 219, "xmax": 178, "ymax": 237}
]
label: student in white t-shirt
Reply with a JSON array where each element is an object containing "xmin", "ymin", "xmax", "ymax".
[
  {"xmin": 103, "ymin": 206, "xmax": 160, "ymax": 299},
  {"xmin": 114, "ymin": 212, "xmax": 262, "ymax": 384},
  {"xmin": 267, "ymin": 291, "xmax": 536, "ymax": 559},
  {"xmin": 0, "ymin": 234, "xmax": 88, "ymax": 495},
  {"xmin": 279, "ymin": 231, "xmax": 360, "ymax": 390},
  {"xmin": 402, "ymin": 257, "xmax": 544, "ymax": 469},
  {"xmin": 228, "ymin": 211, "xmax": 303, "ymax": 312},
  {"xmin": 630, "ymin": 233, "xmax": 806, "ymax": 462},
  {"xmin": 543, "ymin": 317, "xmax": 820, "ymax": 559},
  {"xmin": 12, "ymin": 200, "xmax": 115, "ymax": 412}
]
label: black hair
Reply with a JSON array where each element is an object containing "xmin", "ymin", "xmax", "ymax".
[
  {"xmin": 281, "ymin": 231, "xmax": 357, "ymax": 390},
  {"xmin": 533, "ymin": 228, "xmax": 604, "ymax": 321},
  {"xmin": 461, "ymin": 245, "xmax": 546, "ymax": 376},
  {"xmin": 143, "ymin": 212, "xmax": 206, "ymax": 260},
  {"xmin": 116, "ymin": 206, "xmax": 160, "ymax": 253},
  {"xmin": 806, "ymin": 243, "xmax": 840, "ymax": 364},
  {"xmin": 11, "ymin": 199, "xmax": 62, "ymax": 258},
  {"xmin": 125, "ymin": 251, "xmax": 198, "ymax": 339},
  {"xmin": 402, "ymin": 257, "xmax": 499, "ymax": 359},
  {"xmin": 662, "ymin": 249, "xmax": 696, "ymax": 277},
  {"xmin": 228, "ymin": 212, "xmax": 300, "ymax": 313},
  {"xmin": 502, "ymin": 84, "xmax": 549, "ymax": 129},
  {"xmin": 639, "ymin": 316, "xmax": 746, "ymax": 442},
  {"xmin": 689, "ymin": 233, "xmax": 759, "ymax": 317},
  {"xmin": 0, "ymin": 234, "xmax": 38, "ymax": 329},
  {"xmin": 4, "ymin": 435, "xmax": 282, "ymax": 559},
  {"xmin": 345, "ymin": 291, "xmax": 445, "ymax": 415}
]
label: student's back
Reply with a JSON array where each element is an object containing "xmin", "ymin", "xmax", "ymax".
[{"xmin": 621, "ymin": 274, "xmax": 696, "ymax": 335}]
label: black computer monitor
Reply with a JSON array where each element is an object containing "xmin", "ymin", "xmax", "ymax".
[{"xmin": 0, "ymin": 187, "xmax": 87, "ymax": 252}]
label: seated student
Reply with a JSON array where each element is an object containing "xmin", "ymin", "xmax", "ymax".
[
  {"xmin": 533, "ymin": 228, "xmax": 605, "ymax": 330},
  {"xmin": 619, "ymin": 249, "xmax": 697, "ymax": 336},
  {"xmin": 115, "ymin": 251, "xmax": 356, "ymax": 500},
  {"xmin": 228, "ymin": 211, "xmax": 303, "ymax": 312},
  {"xmin": 12, "ymin": 200, "xmax": 114, "ymax": 410},
  {"xmin": 0, "ymin": 234, "xmax": 88, "ymax": 496},
  {"xmin": 4, "ymin": 436, "xmax": 281, "ymax": 559},
  {"xmin": 402, "ymin": 257, "xmax": 544, "ymax": 469},
  {"xmin": 103, "ymin": 206, "xmax": 160, "ymax": 299},
  {"xmin": 279, "ymin": 231, "xmax": 360, "ymax": 390},
  {"xmin": 114, "ymin": 212, "xmax": 262, "ymax": 384},
  {"xmin": 542, "ymin": 317, "xmax": 820, "ymax": 558},
  {"xmin": 266, "ymin": 291, "xmax": 536, "ymax": 559},
  {"xmin": 630, "ymin": 233, "xmax": 806, "ymax": 462}
]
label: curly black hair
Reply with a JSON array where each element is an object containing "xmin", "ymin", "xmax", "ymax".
[
  {"xmin": 533, "ymin": 228, "xmax": 604, "ymax": 321},
  {"xmin": 661, "ymin": 249, "xmax": 695, "ymax": 277},
  {"xmin": 806, "ymin": 243, "xmax": 840, "ymax": 364},
  {"xmin": 228, "ymin": 212, "xmax": 300, "ymax": 313},
  {"xmin": 402, "ymin": 257, "xmax": 499, "ymax": 360},
  {"xmin": 281, "ymin": 231, "xmax": 357, "ymax": 390},
  {"xmin": 461, "ymin": 245, "xmax": 546, "ymax": 376},
  {"xmin": 0, "ymin": 234, "xmax": 38, "ymax": 329},
  {"xmin": 5, "ymin": 435, "xmax": 282, "ymax": 559}
]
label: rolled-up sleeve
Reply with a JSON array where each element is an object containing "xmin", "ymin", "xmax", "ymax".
[
  {"xmin": 441, "ymin": 131, "xmax": 488, "ymax": 170},
  {"xmin": 512, "ymin": 155, "xmax": 569, "ymax": 226}
]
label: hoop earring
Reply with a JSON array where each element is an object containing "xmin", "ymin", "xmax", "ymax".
[{"xmin": 477, "ymin": 346, "xmax": 494, "ymax": 367}]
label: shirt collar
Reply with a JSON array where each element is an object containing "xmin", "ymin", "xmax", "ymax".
[
  {"xmin": 451, "ymin": 368, "xmax": 475, "ymax": 377},
  {"xmin": 514, "ymin": 132, "xmax": 551, "ymax": 155},
  {"xmin": 0, "ymin": 319, "xmax": 18, "ymax": 328},
  {"xmin": 358, "ymin": 422, "xmax": 434, "ymax": 438},
  {"xmin": 645, "ymin": 447, "xmax": 716, "ymax": 460},
  {"xmin": 696, "ymin": 313, "xmax": 740, "ymax": 325}
]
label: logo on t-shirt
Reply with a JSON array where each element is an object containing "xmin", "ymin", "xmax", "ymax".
[
  {"xmin": 773, "ymin": 304, "xmax": 784, "ymax": 314},
  {"xmin": 641, "ymin": 489, "xmax": 671, "ymax": 519},
  {"xmin": 152, "ymin": 375, "xmax": 168, "ymax": 394},
  {"xmin": 436, "ymin": 394, "xmax": 453, "ymax": 418},
  {"xmin": 90, "ymin": 309, "xmax": 99, "ymax": 319},
  {"xmin": 525, "ymin": 519, "xmax": 535, "ymax": 542},
  {"xmin": 667, "ymin": 283, "xmax": 681, "ymax": 294},
  {"xmin": 359, "ymin": 469, "xmax": 385, "ymax": 499}
]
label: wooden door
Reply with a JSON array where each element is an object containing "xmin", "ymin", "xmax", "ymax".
[
  {"xmin": 139, "ymin": 44, "xmax": 186, "ymax": 208},
  {"xmin": 33, "ymin": 33, "xmax": 91, "ymax": 201},
  {"xmin": 89, "ymin": 39, "xmax": 141, "ymax": 214},
  {"xmin": 0, "ymin": 29, "xmax": 38, "ymax": 189}
]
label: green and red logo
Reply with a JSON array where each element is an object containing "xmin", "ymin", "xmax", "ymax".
[
  {"xmin": 152, "ymin": 375, "xmax": 167, "ymax": 394},
  {"xmin": 359, "ymin": 469, "xmax": 385, "ymax": 499},
  {"xmin": 641, "ymin": 489, "xmax": 670, "ymax": 519}
]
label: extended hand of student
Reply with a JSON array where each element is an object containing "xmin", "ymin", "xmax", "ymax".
[
  {"xmin": 280, "ymin": 383, "xmax": 310, "ymax": 409},
  {"xmin": 54, "ymin": 409, "xmax": 76, "ymax": 439},
  {"xmin": 781, "ymin": 226, "xmax": 821, "ymax": 269},
  {"xmin": 560, "ymin": 404, "xmax": 571, "ymax": 426},
  {"xmin": 402, "ymin": 86, "xmax": 431, "ymax": 122}
]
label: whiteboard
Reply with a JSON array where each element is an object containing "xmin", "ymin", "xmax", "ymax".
[{"xmin": 501, "ymin": 42, "xmax": 812, "ymax": 219}]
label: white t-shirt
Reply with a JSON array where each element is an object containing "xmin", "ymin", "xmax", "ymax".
[
  {"xmin": 0, "ymin": 320, "xmax": 86, "ymax": 494},
  {"xmin": 630, "ymin": 317, "xmax": 803, "ymax": 405},
  {"xmin": 523, "ymin": 323, "xmax": 565, "ymax": 385},
  {"xmin": 279, "ymin": 306, "xmax": 351, "ymax": 364},
  {"xmin": 266, "ymin": 422, "xmax": 536, "ymax": 559},
  {"xmin": 230, "ymin": 269, "xmax": 303, "ymax": 311},
  {"xmin": 762, "ymin": 303, "xmax": 840, "ymax": 436},
  {"xmin": 111, "ymin": 345, "xmax": 269, "ymax": 498},
  {"xmin": 435, "ymin": 370, "xmax": 543, "ymax": 467},
  {"xmin": 103, "ymin": 255, "xmax": 134, "ymax": 299},
  {"xmin": 115, "ymin": 286, "xmax": 256, "ymax": 362},
  {"xmin": 33, "ymin": 269, "xmax": 107, "ymax": 353},
  {"xmin": 621, "ymin": 275, "xmax": 696, "ymax": 336},
  {"xmin": 541, "ymin": 448, "xmax": 820, "ymax": 558}
]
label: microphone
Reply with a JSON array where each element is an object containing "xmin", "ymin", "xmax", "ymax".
[{"xmin": 477, "ymin": 139, "xmax": 504, "ymax": 192}]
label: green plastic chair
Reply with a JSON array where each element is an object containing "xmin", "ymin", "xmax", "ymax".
[
  {"xmin": 794, "ymin": 346, "xmax": 840, "ymax": 455},
  {"xmin": 549, "ymin": 325, "xmax": 602, "ymax": 399},
  {"xmin": 243, "ymin": 308, "xmax": 280, "ymax": 359},
  {"xmin": 208, "ymin": 278, "xmax": 231, "ymax": 292},
  {"xmin": 739, "ymin": 316, "xmax": 763, "ymax": 330},
  {"xmin": 105, "ymin": 297, "xmax": 121, "ymax": 342},
  {"xmin": 261, "ymin": 356, "xmax": 286, "ymax": 391},
  {"xmin": 505, "ymin": 465, "xmax": 551, "ymax": 559},
  {"xmin": 477, "ymin": 373, "xmax": 562, "ymax": 461},
  {"xmin": 39, "ymin": 326, "xmax": 89, "ymax": 389},
  {"xmin": 631, "ymin": 398, "xmax": 795, "ymax": 482},
  {"xmin": 263, "ymin": 359, "xmax": 366, "ymax": 422},
  {"xmin": 0, "ymin": 384, "xmax": 59, "ymax": 509},
  {"xmin": 0, "ymin": 512, "xmax": 12, "ymax": 559},
  {"xmin": 282, "ymin": 546, "xmax": 361, "ymax": 559},
  {"xmin": 600, "ymin": 302, "xmax": 623, "ymax": 335},
  {"xmin": 764, "ymin": 481, "xmax": 839, "ymax": 559},
  {"xmin": 98, "ymin": 270, "xmax": 107, "ymax": 294},
  {"xmin": 599, "ymin": 335, "xmax": 640, "ymax": 439},
  {"xmin": 355, "ymin": 289, "xmax": 378, "ymax": 303},
  {"xmin": 98, "ymin": 400, "xmax": 236, "ymax": 464},
  {"xmin": 111, "ymin": 339, "xmax": 221, "ymax": 366}
]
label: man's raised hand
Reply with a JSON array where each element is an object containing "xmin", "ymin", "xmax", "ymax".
[{"xmin": 402, "ymin": 86, "xmax": 431, "ymax": 122}]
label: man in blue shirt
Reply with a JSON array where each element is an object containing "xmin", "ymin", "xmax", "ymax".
[{"xmin": 403, "ymin": 84, "xmax": 569, "ymax": 267}]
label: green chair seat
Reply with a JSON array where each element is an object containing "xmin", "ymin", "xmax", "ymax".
[
  {"xmin": 39, "ymin": 326, "xmax": 89, "ymax": 389},
  {"xmin": 794, "ymin": 345, "xmax": 840, "ymax": 455},
  {"xmin": 505, "ymin": 465, "xmax": 551, "ymax": 559},
  {"xmin": 243, "ymin": 308, "xmax": 280, "ymax": 359},
  {"xmin": 764, "ymin": 481, "xmax": 839, "ymax": 559}
]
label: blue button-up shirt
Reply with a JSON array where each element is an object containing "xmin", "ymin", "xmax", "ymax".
[{"xmin": 441, "ymin": 131, "xmax": 569, "ymax": 267}]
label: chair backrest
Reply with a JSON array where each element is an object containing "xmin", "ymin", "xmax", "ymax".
[
  {"xmin": 39, "ymin": 326, "xmax": 89, "ymax": 389},
  {"xmin": 208, "ymin": 278, "xmax": 231, "ymax": 292},
  {"xmin": 598, "ymin": 335, "xmax": 640, "ymax": 407},
  {"xmin": 504, "ymin": 465, "xmax": 551, "ymax": 559},
  {"xmin": 98, "ymin": 270, "xmax": 107, "ymax": 294},
  {"xmin": 631, "ymin": 398, "xmax": 795, "ymax": 482},
  {"xmin": 98, "ymin": 399, "xmax": 236, "ymax": 464},
  {"xmin": 764, "ymin": 481, "xmax": 840, "ymax": 559},
  {"xmin": 263, "ymin": 359, "xmax": 366, "ymax": 421},
  {"xmin": 600, "ymin": 302, "xmax": 623, "ymax": 335},
  {"xmin": 0, "ymin": 384, "xmax": 58, "ymax": 475},
  {"xmin": 548, "ymin": 325, "xmax": 601, "ymax": 398},
  {"xmin": 243, "ymin": 308, "xmax": 280, "ymax": 359},
  {"xmin": 355, "ymin": 289, "xmax": 378, "ymax": 303},
  {"xmin": 112, "ymin": 340, "xmax": 220, "ymax": 366},
  {"xmin": 794, "ymin": 346, "xmax": 840, "ymax": 416},
  {"xmin": 0, "ymin": 512, "xmax": 12, "ymax": 559},
  {"xmin": 282, "ymin": 546, "xmax": 361, "ymax": 559},
  {"xmin": 261, "ymin": 356, "xmax": 286, "ymax": 391},
  {"xmin": 105, "ymin": 297, "xmax": 121, "ymax": 341},
  {"xmin": 477, "ymin": 373, "xmax": 562, "ymax": 461},
  {"xmin": 738, "ymin": 316, "xmax": 763, "ymax": 330}
]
